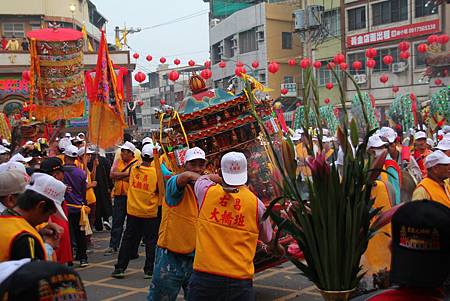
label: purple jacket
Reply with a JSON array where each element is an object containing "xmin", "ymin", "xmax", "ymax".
[{"xmin": 63, "ymin": 165, "xmax": 87, "ymax": 213}]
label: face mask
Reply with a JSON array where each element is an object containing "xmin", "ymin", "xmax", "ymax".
[{"xmin": 374, "ymin": 149, "xmax": 384, "ymax": 157}]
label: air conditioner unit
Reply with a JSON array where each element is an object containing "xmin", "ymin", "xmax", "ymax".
[
  {"xmin": 354, "ymin": 74, "xmax": 367, "ymax": 84},
  {"xmin": 392, "ymin": 62, "xmax": 408, "ymax": 73},
  {"xmin": 293, "ymin": 10, "xmax": 306, "ymax": 31}
]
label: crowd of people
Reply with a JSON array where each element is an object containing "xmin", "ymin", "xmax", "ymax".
[
  {"xmin": 1, "ymin": 35, "xmax": 28, "ymax": 51},
  {"xmin": 0, "ymin": 122, "xmax": 448, "ymax": 300}
]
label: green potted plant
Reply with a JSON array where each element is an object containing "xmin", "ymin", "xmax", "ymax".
[{"xmin": 242, "ymin": 65, "xmax": 386, "ymax": 301}]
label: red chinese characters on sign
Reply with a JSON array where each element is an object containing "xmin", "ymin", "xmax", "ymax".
[{"xmin": 347, "ymin": 19, "xmax": 440, "ymax": 48}]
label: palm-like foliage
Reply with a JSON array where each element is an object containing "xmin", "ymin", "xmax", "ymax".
[{"xmin": 243, "ymin": 67, "xmax": 385, "ymax": 291}]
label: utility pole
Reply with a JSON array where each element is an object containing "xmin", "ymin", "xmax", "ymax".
[{"xmin": 114, "ymin": 26, "xmax": 142, "ymax": 50}]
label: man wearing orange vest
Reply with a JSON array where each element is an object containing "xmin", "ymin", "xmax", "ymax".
[
  {"xmin": 148, "ymin": 147, "xmax": 207, "ymax": 301},
  {"xmin": 112, "ymin": 144, "xmax": 161, "ymax": 279},
  {"xmin": 0, "ymin": 173, "xmax": 66, "ymax": 262},
  {"xmin": 105, "ymin": 141, "xmax": 139, "ymax": 255},
  {"xmin": 413, "ymin": 131, "xmax": 432, "ymax": 177},
  {"xmin": 188, "ymin": 152, "xmax": 273, "ymax": 301},
  {"xmin": 412, "ymin": 150, "xmax": 450, "ymax": 208}
]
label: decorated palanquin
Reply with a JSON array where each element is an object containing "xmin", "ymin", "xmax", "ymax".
[
  {"xmin": 157, "ymin": 74, "xmax": 298, "ymax": 271},
  {"xmin": 26, "ymin": 27, "xmax": 85, "ymax": 122}
]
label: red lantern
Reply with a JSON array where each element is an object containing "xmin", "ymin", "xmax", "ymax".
[
  {"xmin": 417, "ymin": 43, "xmax": 428, "ymax": 53},
  {"xmin": 236, "ymin": 61, "xmax": 244, "ymax": 67},
  {"xmin": 174, "ymin": 58, "xmax": 181, "ymax": 65},
  {"xmin": 324, "ymin": 98, "xmax": 330, "ymax": 104},
  {"xmin": 160, "ymin": 57, "xmax": 166, "ymax": 64},
  {"xmin": 325, "ymin": 82, "xmax": 333, "ymax": 90},
  {"xmin": 399, "ymin": 51, "xmax": 410, "ymax": 60},
  {"xmin": 352, "ymin": 60, "xmax": 362, "ymax": 71},
  {"xmin": 427, "ymin": 35, "xmax": 438, "ymax": 44},
  {"xmin": 234, "ymin": 66, "xmax": 246, "ymax": 77},
  {"xmin": 200, "ymin": 69, "xmax": 212, "ymax": 80},
  {"xmin": 251, "ymin": 60, "xmax": 259, "ymax": 69},
  {"xmin": 188, "ymin": 60, "xmax": 195, "ymax": 66},
  {"xmin": 313, "ymin": 61, "xmax": 322, "ymax": 69},
  {"xmin": 327, "ymin": 62, "xmax": 336, "ymax": 70},
  {"xmin": 300, "ymin": 58, "xmax": 311, "ymax": 69},
  {"xmin": 288, "ymin": 59, "xmax": 296, "ymax": 66},
  {"xmin": 366, "ymin": 59, "xmax": 376, "ymax": 69},
  {"xmin": 281, "ymin": 88, "xmax": 288, "ymax": 95},
  {"xmin": 22, "ymin": 70, "xmax": 30, "ymax": 81},
  {"xmin": 134, "ymin": 71, "xmax": 146, "ymax": 83},
  {"xmin": 410, "ymin": 93, "xmax": 416, "ymax": 101},
  {"xmin": 398, "ymin": 41, "xmax": 410, "ymax": 51},
  {"xmin": 444, "ymin": 69, "xmax": 449, "ymax": 76},
  {"xmin": 437, "ymin": 34, "xmax": 449, "ymax": 45},
  {"xmin": 340, "ymin": 62, "xmax": 348, "ymax": 70},
  {"xmin": 218, "ymin": 61, "xmax": 226, "ymax": 68},
  {"xmin": 365, "ymin": 48, "xmax": 377, "ymax": 58},
  {"xmin": 382, "ymin": 55, "xmax": 394, "ymax": 65},
  {"xmin": 146, "ymin": 55, "xmax": 152, "ymax": 62},
  {"xmin": 379, "ymin": 74, "xmax": 389, "ymax": 84},
  {"xmin": 333, "ymin": 53, "xmax": 345, "ymax": 64},
  {"xmin": 204, "ymin": 60, "xmax": 211, "ymax": 68},
  {"xmin": 137, "ymin": 100, "xmax": 144, "ymax": 107},
  {"xmin": 168, "ymin": 70, "xmax": 180, "ymax": 82},
  {"xmin": 133, "ymin": 53, "xmax": 139, "ymax": 59},
  {"xmin": 434, "ymin": 78, "xmax": 442, "ymax": 86},
  {"xmin": 160, "ymin": 99, "xmax": 166, "ymax": 105},
  {"xmin": 268, "ymin": 62, "xmax": 280, "ymax": 73},
  {"xmin": 392, "ymin": 85, "xmax": 399, "ymax": 93}
]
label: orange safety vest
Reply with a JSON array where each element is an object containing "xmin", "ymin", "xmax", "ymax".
[
  {"xmin": 77, "ymin": 162, "xmax": 96, "ymax": 205},
  {"xmin": 416, "ymin": 177, "xmax": 450, "ymax": 208},
  {"xmin": 157, "ymin": 184, "xmax": 198, "ymax": 254},
  {"xmin": 127, "ymin": 165, "xmax": 159, "ymax": 218},
  {"xmin": 113, "ymin": 159, "xmax": 136, "ymax": 196},
  {"xmin": 0, "ymin": 216, "xmax": 47, "ymax": 261},
  {"xmin": 194, "ymin": 184, "xmax": 259, "ymax": 280},
  {"xmin": 363, "ymin": 180, "xmax": 392, "ymax": 274}
]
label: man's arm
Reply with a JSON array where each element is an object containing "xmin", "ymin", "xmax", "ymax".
[
  {"xmin": 194, "ymin": 175, "xmax": 222, "ymax": 207},
  {"xmin": 175, "ymin": 171, "xmax": 201, "ymax": 188},
  {"xmin": 10, "ymin": 234, "xmax": 46, "ymax": 260},
  {"xmin": 110, "ymin": 160, "xmax": 131, "ymax": 180},
  {"xmin": 257, "ymin": 199, "xmax": 273, "ymax": 243}
]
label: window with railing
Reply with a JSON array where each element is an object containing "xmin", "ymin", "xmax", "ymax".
[
  {"xmin": 239, "ymin": 28, "xmax": 257, "ymax": 54},
  {"xmin": 317, "ymin": 61, "xmax": 338, "ymax": 86},
  {"xmin": 413, "ymin": 42, "xmax": 427, "ymax": 68},
  {"xmin": 281, "ymin": 32, "xmax": 292, "ymax": 49},
  {"xmin": 323, "ymin": 9, "xmax": 340, "ymax": 37}
]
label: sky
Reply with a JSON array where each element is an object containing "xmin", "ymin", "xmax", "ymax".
[{"xmin": 93, "ymin": 0, "xmax": 210, "ymax": 75}]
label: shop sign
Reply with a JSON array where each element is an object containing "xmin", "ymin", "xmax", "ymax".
[{"xmin": 347, "ymin": 19, "xmax": 440, "ymax": 48}]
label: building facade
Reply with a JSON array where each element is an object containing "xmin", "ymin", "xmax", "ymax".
[
  {"xmin": 208, "ymin": 2, "xmax": 302, "ymax": 101},
  {"xmin": 343, "ymin": 0, "xmax": 449, "ymax": 117}
]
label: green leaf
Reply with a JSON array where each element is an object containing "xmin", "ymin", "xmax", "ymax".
[{"xmin": 350, "ymin": 118, "xmax": 359, "ymax": 148}]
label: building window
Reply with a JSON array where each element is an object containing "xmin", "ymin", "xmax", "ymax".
[
  {"xmin": 373, "ymin": 47, "xmax": 399, "ymax": 72},
  {"xmin": 347, "ymin": 7, "xmax": 366, "ymax": 31},
  {"xmin": 30, "ymin": 23, "xmax": 41, "ymax": 31},
  {"xmin": 372, "ymin": 0, "xmax": 408, "ymax": 26},
  {"xmin": 239, "ymin": 29, "xmax": 257, "ymax": 54},
  {"xmin": 415, "ymin": 0, "xmax": 437, "ymax": 17},
  {"xmin": 347, "ymin": 52, "xmax": 366, "ymax": 74},
  {"xmin": 259, "ymin": 72, "xmax": 266, "ymax": 84},
  {"xmin": 224, "ymin": 36, "xmax": 235, "ymax": 58},
  {"xmin": 317, "ymin": 61, "xmax": 338, "ymax": 86},
  {"xmin": 284, "ymin": 76, "xmax": 294, "ymax": 83},
  {"xmin": 2, "ymin": 23, "xmax": 24, "ymax": 37},
  {"xmin": 281, "ymin": 32, "xmax": 292, "ymax": 49},
  {"xmin": 323, "ymin": 9, "xmax": 340, "ymax": 37},
  {"xmin": 212, "ymin": 42, "xmax": 222, "ymax": 64},
  {"xmin": 414, "ymin": 42, "xmax": 427, "ymax": 68}
]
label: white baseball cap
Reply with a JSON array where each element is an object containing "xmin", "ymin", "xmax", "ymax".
[
  {"xmin": 0, "ymin": 169, "xmax": 30, "ymax": 196},
  {"xmin": 379, "ymin": 127, "xmax": 397, "ymax": 143},
  {"xmin": 119, "ymin": 141, "xmax": 136, "ymax": 153},
  {"xmin": 63, "ymin": 145, "xmax": 79, "ymax": 158},
  {"xmin": 424, "ymin": 150, "xmax": 450, "ymax": 168},
  {"xmin": 9, "ymin": 153, "xmax": 33, "ymax": 163},
  {"xmin": 221, "ymin": 152, "xmax": 247, "ymax": 186},
  {"xmin": 184, "ymin": 147, "xmax": 206, "ymax": 164},
  {"xmin": 414, "ymin": 131, "xmax": 427, "ymax": 140},
  {"xmin": 367, "ymin": 134, "xmax": 388, "ymax": 149},
  {"xmin": 0, "ymin": 145, "xmax": 10, "ymax": 154},
  {"xmin": 141, "ymin": 144, "xmax": 155, "ymax": 158},
  {"xmin": 291, "ymin": 133, "xmax": 302, "ymax": 141},
  {"xmin": 435, "ymin": 139, "xmax": 450, "ymax": 151},
  {"xmin": 295, "ymin": 128, "xmax": 304, "ymax": 135},
  {"xmin": 426, "ymin": 138, "xmax": 435, "ymax": 147},
  {"xmin": 25, "ymin": 173, "xmax": 67, "ymax": 220},
  {"xmin": 0, "ymin": 161, "xmax": 27, "ymax": 175},
  {"xmin": 142, "ymin": 137, "xmax": 153, "ymax": 145},
  {"xmin": 444, "ymin": 133, "xmax": 450, "ymax": 140},
  {"xmin": 58, "ymin": 137, "xmax": 72, "ymax": 150},
  {"xmin": 77, "ymin": 146, "xmax": 95, "ymax": 157}
]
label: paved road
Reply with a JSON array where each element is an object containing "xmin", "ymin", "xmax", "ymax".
[{"xmin": 76, "ymin": 232, "xmax": 321, "ymax": 301}]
